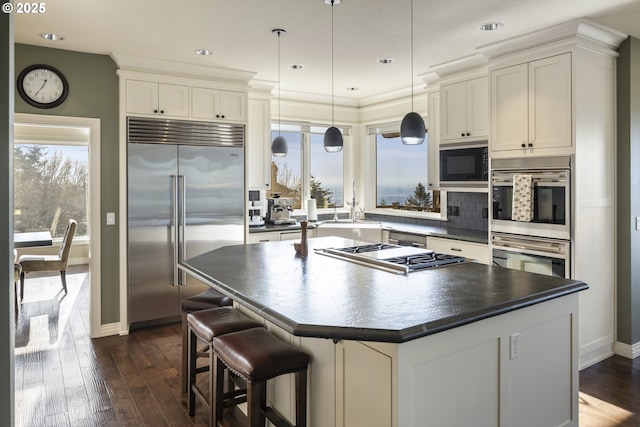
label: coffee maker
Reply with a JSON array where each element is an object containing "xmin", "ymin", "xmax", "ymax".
[{"xmin": 266, "ymin": 197, "xmax": 297, "ymax": 225}]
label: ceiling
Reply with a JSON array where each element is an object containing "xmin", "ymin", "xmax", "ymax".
[{"xmin": 13, "ymin": 0, "xmax": 640, "ymax": 104}]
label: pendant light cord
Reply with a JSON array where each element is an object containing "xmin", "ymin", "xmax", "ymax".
[
  {"xmin": 277, "ymin": 30, "xmax": 282, "ymax": 136},
  {"xmin": 410, "ymin": 0, "xmax": 414, "ymax": 112},
  {"xmin": 331, "ymin": 0, "xmax": 335, "ymax": 127}
]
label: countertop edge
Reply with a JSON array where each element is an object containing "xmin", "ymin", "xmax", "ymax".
[{"xmin": 179, "ymin": 262, "xmax": 587, "ymax": 343}]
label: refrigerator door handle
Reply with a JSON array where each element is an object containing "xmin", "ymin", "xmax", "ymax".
[
  {"xmin": 179, "ymin": 175, "xmax": 187, "ymax": 286},
  {"xmin": 171, "ymin": 175, "xmax": 179, "ymax": 287}
]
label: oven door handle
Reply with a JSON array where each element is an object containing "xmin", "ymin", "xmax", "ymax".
[
  {"xmin": 492, "ymin": 170, "xmax": 568, "ymax": 183},
  {"xmin": 492, "ymin": 235, "xmax": 568, "ymax": 256}
]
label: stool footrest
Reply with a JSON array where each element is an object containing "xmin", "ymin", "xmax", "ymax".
[
  {"xmin": 223, "ymin": 388, "xmax": 247, "ymax": 408},
  {"xmin": 263, "ymin": 406, "xmax": 294, "ymax": 427}
]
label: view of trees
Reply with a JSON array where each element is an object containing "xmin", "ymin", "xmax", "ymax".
[
  {"xmin": 14, "ymin": 144, "xmax": 88, "ymax": 237},
  {"xmin": 270, "ymin": 162, "xmax": 335, "ymax": 208},
  {"xmin": 378, "ymin": 182, "xmax": 435, "ymax": 212}
]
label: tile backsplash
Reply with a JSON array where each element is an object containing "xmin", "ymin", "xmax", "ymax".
[{"xmin": 446, "ymin": 192, "xmax": 488, "ymax": 231}]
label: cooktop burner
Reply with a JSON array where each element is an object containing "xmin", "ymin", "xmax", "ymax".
[{"xmin": 318, "ymin": 243, "xmax": 465, "ymax": 274}]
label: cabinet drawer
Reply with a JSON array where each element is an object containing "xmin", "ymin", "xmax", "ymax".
[
  {"xmin": 246, "ymin": 232, "xmax": 280, "ymax": 243},
  {"xmin": 387, "ymin": 232, "xmax": 427, "ymax": 248},
  {"xmin": 428, "ymin": 237, "xmax": 489, "ymax": 264}
]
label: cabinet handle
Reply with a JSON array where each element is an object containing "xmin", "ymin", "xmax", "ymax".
[
  {"xmin": 528, "ymin": 143, "xmax": 533, "ymax": 148},
  {"xmin": 521, "ymin": 143, "xmax": 526, "ymax": 148},
  {"xmin": 466, "ymin": 132, "xmax": 471, "ymax": 136},
  {"xmin": 160, "ymin": 110, "xmax": 164, "ymax": 114},
  {"xmin": 153, "ymin": 109, "xmax": 158, "ymax": 114},
  {"xmin": 461, "ymin": 133, "xmax": 465, "ymax": 137},
  {"xmin": 450, "ymin": 247, "xmax": 462, "ymax": 252}
]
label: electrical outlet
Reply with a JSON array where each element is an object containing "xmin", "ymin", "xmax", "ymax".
[
  {"xmin": 510, "ymin": 333, "xmax": 520, "ymax": 359},
  {"xmin": 636, "ymin": 217, "xmax": 640, "ymax": 231}
]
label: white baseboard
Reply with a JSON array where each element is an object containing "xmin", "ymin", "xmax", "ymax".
[
  {"xmin": 614, "ymin": 341, "xmax": 640, "ymax": 359},
  {"xmin": 90, "ymin": 322, "xmax": 121, "ymax": 338},
  {"xmin": 580, "ymin": 345, "xmax": 614, "ymax": 370}
]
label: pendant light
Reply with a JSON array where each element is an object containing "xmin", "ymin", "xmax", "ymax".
[
  {"xmin": 323, "ymin": 0, "xmax": 343, "ymax": 153},
  {"xmin": 271, "ymin": 28, "xmax": 288, "ymax": 157},
  {"xmin": 400, "ymin": 0, "xmax": 425, "ymax": 145}
]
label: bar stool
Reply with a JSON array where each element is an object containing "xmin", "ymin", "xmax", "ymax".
[
  {"xmin": 212, "ymin": 327, "xmax": 310, "ymax": 427},
  {"xmin": 181, "ymin": 289, "xmax": 233, "ymax": 393},
  {"xmin": 187, "ymin": 307, "xmax": 263, "ymax": 425}
]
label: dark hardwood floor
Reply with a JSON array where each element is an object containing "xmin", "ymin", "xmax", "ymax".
[{"xmin": 13, "ymin": 266, "xmax": 640, "ymax": 426}]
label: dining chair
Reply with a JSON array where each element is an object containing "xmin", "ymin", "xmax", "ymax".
[{"xmin": 18, "ymin": 219, "xmax": 77, "ymax": 302}]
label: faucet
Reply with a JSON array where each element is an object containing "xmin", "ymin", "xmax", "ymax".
[{"xmin": 349, "ymin": 179, "xmax": 358, "ymax": 222}]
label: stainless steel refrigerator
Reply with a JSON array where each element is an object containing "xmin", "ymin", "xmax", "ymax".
[{"xmin": 127, "ymin": 117, "xmax": 244, "ymax": 327}]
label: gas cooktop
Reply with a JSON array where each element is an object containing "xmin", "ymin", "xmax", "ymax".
[{"xmin": 316, "ymin": 243, "xmax": 465, "ymax": 274}]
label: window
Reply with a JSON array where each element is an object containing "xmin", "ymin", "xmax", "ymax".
[
  {"xmin": 375, "ymin": 131, "xmax": 440, "ymax": 214},
  {"xmin": 268, "ymin": 123, "xmax": 345, "ymax": 210},
  {"xmin": 14, "ymin": 135, "xmax": 89, "ymax": 238}
]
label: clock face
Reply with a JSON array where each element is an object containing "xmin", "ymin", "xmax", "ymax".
[{"xmin": 17, "ymin": 64, "xmax": 69, "ymax": 108}]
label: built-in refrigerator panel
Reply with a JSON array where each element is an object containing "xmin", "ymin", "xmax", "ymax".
[
  {"xmin": 128, "ymin": 143, "xmax": 179, "ymax": 324},
  {"xmin": 127, "ymin": 117, "xmax": 245, "ymax": 327}
]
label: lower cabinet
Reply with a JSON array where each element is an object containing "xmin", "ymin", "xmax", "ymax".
[
  {"xmin": 246, "ymin": 229, "xmax": 315, "ymax": 244},
  {"xmin": 428, "ymin": 236, "xmax": 490, "ymax": 264}
]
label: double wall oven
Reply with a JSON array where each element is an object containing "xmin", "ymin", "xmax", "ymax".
[{"xmin": 490, "ymin": 156, "xmax": 572, "ymax": 278}]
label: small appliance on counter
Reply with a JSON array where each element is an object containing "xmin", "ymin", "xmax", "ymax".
[
  {"xmin": 266, "ymin": 196, "xmax": 297, "ymax": 225},
  {"xmin": 248, "ymin": 192, "xmax": 265, "ymax": 227}
]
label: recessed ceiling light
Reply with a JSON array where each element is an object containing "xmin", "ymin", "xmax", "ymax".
[
  {"xmin": 40, "ymin": 33, "xmax": 64, "ymax": 41},
  {"xmin": 194, "ymin": 49, "xmax": 213, "ymax": 56},
  {"xmin": 377, "ymin": 58, "xmax": 395, "ymax": 64},
  {"xmin": 324, "ymin": 0, "xmax": 340, "ymax": 4},
  {"xmin": 288, "ymin": 64, "xmax": 305, "ymax": 70},
  {"xmin": 479, "ymin": 22, "xmax": 503, "ymax": 31}
]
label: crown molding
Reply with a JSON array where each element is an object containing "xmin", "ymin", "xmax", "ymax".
[{"xmin": 111, "ymin": 53, "xmax": 256, "ymax": 84}]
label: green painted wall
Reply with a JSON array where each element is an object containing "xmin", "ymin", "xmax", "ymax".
[
  {"xmin": 616, "ymin": 36, "xmax": 640, "ymax": 345},
  {"xmin": 14, "ymin": 44, "xmax": 120, "ymax": 324},
  {"xmin": 1, "ymin": 11, "xmax": 16, "ymax": 427}
]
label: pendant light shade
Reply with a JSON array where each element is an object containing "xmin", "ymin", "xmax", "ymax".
[
  {"xmin": 400, "ymin": 0, "xmax": 425, "ymax": 145},
  {"xmin": 323, "ymin": 0, "xmax": 343, "ymax": 153},
  {"xmin": 324, "ymin": 126, "xmax": 344, "ymax": 152},
  {"xmin": 400, "ymin": 112, "xmax": 426, "ymax": 145},
  {"xmin": 271, "ymin": 28, "xmax": 288, "ymax": 157},
  {"xmin": 271, "ymin": 135, "xmax": 287, "ymax": 157}
]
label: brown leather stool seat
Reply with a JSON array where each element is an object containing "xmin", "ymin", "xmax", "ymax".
[
  {"xmin": 181, "ymin": 289, "xmax": 233, "ymax": 393},
  {"xmin": 212, "ymin": 327, "xmax": 310, "ymax": 427},
  {"xmin": 187, "ymin": 307, "xmax": 263, "ymax": 425}
]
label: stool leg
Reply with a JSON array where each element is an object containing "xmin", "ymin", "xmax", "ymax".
[
  {"xmin": 295, "ymin": 369, "xmax": 308, "ymax": 427},
  {"xmin": 208, "ymin": 344, "xmax": 215, "ymax": 427},
  {"xmin": 247, "ymin": 381, "xmax": 265, "ymax": 427},
  {"xmin": 188, "ymin": 328, "xmax": 197, "ymax": 416},
  {"xmin": 213, "ymin": 354, "xmax": 225, "ymax": 425},
  {"xmin": 181, "ymin": 312, "xmax": 189, "ymax": 393}
]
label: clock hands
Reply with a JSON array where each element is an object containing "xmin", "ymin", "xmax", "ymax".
[{"xmin": 33, "ymin": 78, "xmax": 48, "ymax": 97}]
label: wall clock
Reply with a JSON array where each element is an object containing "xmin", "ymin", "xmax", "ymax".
[{"xmin": 17, "ymin": 64, "xmax": 69, "ymax": 109}]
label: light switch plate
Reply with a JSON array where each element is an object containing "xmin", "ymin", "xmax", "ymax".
[{"xmin": 106, "ymin": 212, "xmax": 116, "ymax": 225}]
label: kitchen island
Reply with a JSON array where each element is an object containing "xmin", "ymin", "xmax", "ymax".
[{"xmin": 181, "ymin": 237, "xmax": 587, "ymax": 427}]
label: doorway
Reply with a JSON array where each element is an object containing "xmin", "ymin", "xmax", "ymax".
[{"xmin": 13, "ymin": 113, "xmax": 101, "ymax": 338}]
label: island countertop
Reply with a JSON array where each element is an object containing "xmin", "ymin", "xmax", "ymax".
[{"xmin": 180, "ymin": 236, "xmax": 587, "ymax": 343}]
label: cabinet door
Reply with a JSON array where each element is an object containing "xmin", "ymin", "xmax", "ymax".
[
  {"xmin": 219, "ymin": 90, "xmax": 247, "ymax": 122},
  {"xmin": 490, "ymin": 64, "xmax": 529, "ymax": 152},
  {"xmin": 158, "ymin": 83, "xmax": 189, "ymax": 117},
  {"xmin": 528, "ymin": 53, "xmax": 572, "ymax": 150},
  {"xmin": 335, "ymin": 341, "xmax": 392, "ymax": 427},
  {"xmin": 466, "ymin": 77, "xmax": 488, "ymax": 139},
  {"xmin": 440, "ymin": 81, "xmax": 468, "ymax": 141},
  {"xmin": 191, "ymin": 86, "xmax": 220, "ymax": 119},
  {"xmin": 427, "ymin": 91, "xmax": 440, "ymax": 189},
  {"xmin": 247, "ymin": 98, "xmax": 271, "ymax": 189},
  {"xmin": 126, "ymin": 80, "xmax": 158, "ymax": 115}
]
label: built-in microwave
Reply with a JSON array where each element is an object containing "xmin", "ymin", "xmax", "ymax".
[{"xmin": 439, "ymin": 142, "xmax": 488, "ymax": 187}]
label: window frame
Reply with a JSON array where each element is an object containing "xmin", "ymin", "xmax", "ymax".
[{"xmin": 269, "ymin": 121, "xmax": 349, "ymax": 214}]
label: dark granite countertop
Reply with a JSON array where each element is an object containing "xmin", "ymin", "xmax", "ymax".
[
  {"xmin": 181, "ymin": 236, "xmax": 586, "ymax": 343},
  {"xmin": 249, "ymin": 220, "xmax": 488, "ymax": 244}
]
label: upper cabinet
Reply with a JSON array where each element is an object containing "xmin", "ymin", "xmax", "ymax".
[
  {"xmin": 125, "ymin": 80, "xmax": 189, "ymax": 117},
  {"xmin": 440, "ymin": 76, "xmax": 488, "ymax": 142},
  {"xmin": 247, "ymin": 97, "xmax": 272, "ymax": 189},
  {"xmin": 192, "ymin": 87, "xmax": 247, "ymax": 122},
  {"xmin": 490, "ymin": 53, "xmax": 571, "ymax": 155},
  {"xmin": 427, "ymin": 91, "xmax": 440, "ymax": 189}
]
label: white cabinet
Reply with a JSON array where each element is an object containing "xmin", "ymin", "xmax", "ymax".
[
  {"xmin": 246, "ymin": 229, "xmax": 315, "ymax": 244},
  {"xmin": 386, "ymin": 231, "xmax": 427, "ymax": 248},
  {"xmin": 427, "ymin": 91, "xmax": 440, "ymax": 189},
  {"xmin": 440, "ymin": 77, "xmax": 488, "ymax": 142},
  {"xmin": 192, "ymin": 87, "xmax": 246, "ymax": 122},
  {"xmin": 247, "ymin": 98, "xmax": 271, "ymax": 189},
  {"xmin": 335, "ymin": 340, "xmax": 393, "ymax": 427},
  {"xmin": 125, "ymin": 80, "xmax": 189, "ymax": 117},
  {"xmin": 428, "ymin": 236, "xmax": 490, "ymax": 264},
  {"xmin": 490, "ymin": 53, "xmax": 571, "ymax": 154}
]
